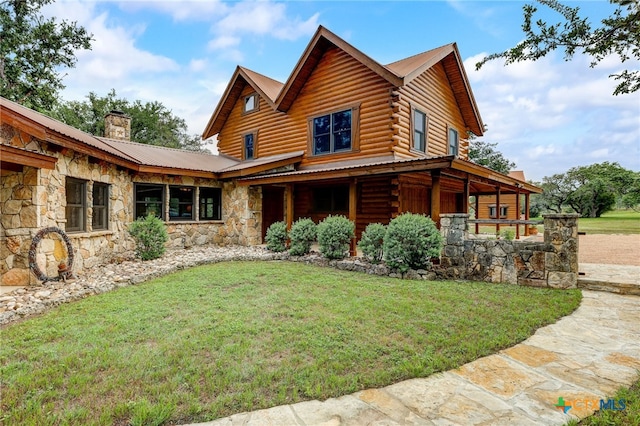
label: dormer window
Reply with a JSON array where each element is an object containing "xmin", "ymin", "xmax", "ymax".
[{"xmin": 244, "ymin": 93, "xmax": 259, "ymax": 113}]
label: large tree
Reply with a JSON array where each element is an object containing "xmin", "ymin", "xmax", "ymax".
[
  {"xmin": 535, "ymin": 162, "xmax": 639, "ymax": 217},
  {"xmin": 0, "ymin": 0, "xmax": 92, "ymax": 111},
  {"xmin": 468, "ymin": 139, "xmax": 517, "ymax": 174},
  {"xmin": 476, "ymin": 0, "xmax": 640, "ymax": 95},
  {"xmin": 51, "ymin": 90, "xmax": 209, "ymax": 152}
]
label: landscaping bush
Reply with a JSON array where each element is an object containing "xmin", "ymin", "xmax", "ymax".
[
  {"xmin": 501, "ymin": 229, "xmax": 515, "ymax": 241},
  {"xmin": 265, "ymin": 221, "xmax": 288, "ymax": 252},
  {"xmin": 383, "ymin": 213, "xmax": 443, "ymax": 273},
  {"xmin": 317, "ymin": 215, "xmax": 355, "ymax": 260},
  {"xmin": 358, "ymin": 223, "xmax": 386, "ymax": 263},
  {"xmin": 128, "ymin": 214, "xmax": 169, "ymax": 260},
  {"xmin": 289, "ymin": 218, "xmax": 317, "ymax": 256}
]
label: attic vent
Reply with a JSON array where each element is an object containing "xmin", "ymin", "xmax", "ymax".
[{"xmin": 104, "ymin": 110, "xmax": 131, "ymax": 141}]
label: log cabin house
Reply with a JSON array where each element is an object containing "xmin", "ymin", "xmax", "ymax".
[
  {"xmin": 203, "ymin": 26, "xmax": 541, "ymax": 242},
  {"xmin": 1, "ymin": 25, "xmax": 542, "ymax": 286}
]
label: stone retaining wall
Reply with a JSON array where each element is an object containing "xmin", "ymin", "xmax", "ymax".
[{"xmin": 438, "ymin": 213, "xmax": 579, "ymax": 288}]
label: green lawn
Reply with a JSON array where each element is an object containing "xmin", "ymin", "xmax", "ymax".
[
  {"xmin": 578, "ymin": 209, "xmax": 640, "ymax": 234},
  {"xmin": 1, "ymin": 261, "xmax": 582, "ymax": 425}
]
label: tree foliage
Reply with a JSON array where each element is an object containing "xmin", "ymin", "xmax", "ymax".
[
  {"xmin": 50, "ymin": 90, "xmax": 208, "ymax": 152},
  {"xmin": 468, "ymin": 139, "xmax": 516, "ymax": 174},
  {"xmin": 476, "ymin": 0, "xmax": 640, "ymax": 95},
  {"xmin": 535, "ymin": 162, "xmax": 639, "ymax": 217},
  {"xmin": 0, "ymin": 0, "xmax": 92, "ymax": 111}
]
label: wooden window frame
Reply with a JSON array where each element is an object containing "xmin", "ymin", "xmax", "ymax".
[
  {"xmin": 92, "ymin": 182, "xmax": 109, "ymax": 231},
  {"xmin": 448, "ymin": 126, "xmax": 459, "ymax": 156},
  {"xmin": 199, "ymin": 187, "xmax": 222, "ymax": 221},
  {"xmin": 411, "ymin": 107, "xmax": 428, "ymax": 154},
  {"xmin": 489, "ymin": 204, "xmax": 508, "ymax": 219},
  {"xmin": 308, "ymin": 104, "xmax": 360, "ymax": 157},
  {"xmin": 242, "ymin": 130, "xmax": 258, "ymax": 160},
  {"xmin": 243, "ymin": 93, "xmax": 259, "ymax": 114},
  {"xmin": 134, "ymin": 184, "xmax": 165, "ymax": 220},
  {"xmin": 169, "ymin": 186, "xmax": 195, "ymax": 221},
  {"xmin": 65, "ymin": 177, "xmax": 87, "ymax": 233}
]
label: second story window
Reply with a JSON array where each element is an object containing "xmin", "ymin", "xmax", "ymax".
[
  {"xmin": 244, "ymin": 132, "xmax": 255, "ymax": 160},
  {"xmin": 413, "ymin": 109, "xmax": 427, "ymax": 153},
  {"xmin": 244, "ymin": 93, "xmax": 258, "ymax": 113},
  {"xmin": 313, "ymin": 109, "xmax": 352, "ymax": 155},
  {"xmin": 448, "ymin": 127, "xmax": 459, "ymax": 156}
]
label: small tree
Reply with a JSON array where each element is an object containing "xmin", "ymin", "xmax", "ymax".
[
  {"xmin": 265, "ymin": 221, "xmax": 288, "ymax": 252},
  {"xmin": 358, "ymin": 223, "xmax": 386, "ymax": 264},
  {"xmin": 383, "ymin": 213, "xmax": 443, "ymax": 273},
  {"xmin": 288, "ymin": 218, "xmax": 317, "ymax": 256},
  {"xmin": 128, "ymin": 214, "xmax": 169, "ymax": 260},
  {"xmin": 317, "ymin": 215, "xmax": 355, "ymax": 260}
]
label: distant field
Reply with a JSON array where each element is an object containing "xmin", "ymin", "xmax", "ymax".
[
  {"xmin": 578, "ymin": 210, "xmax": 640, "ymax": 234},
  {"xmin": 472, "ymin": 210, "xmax": 640, "ymax": 237}
]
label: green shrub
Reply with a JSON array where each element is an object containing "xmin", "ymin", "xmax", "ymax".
[
  {"xmin": 128, "ymin": 214, "xmax": 169, "ymax": 260},
  {"xmin": 289, "ymin": 218, "xmax": 317, "ymax": 256},
  {"xmin": 383, "ymin": 213, "xmax": 443, "ymax": 273},
  {"xmin": 358, "ymin": 223, "xmax": 386, "ymax": 263},
  {"xmin": 265, "ymin": 221, "xmax": 288, "ymax": 252},
  {"xmin": 317, "ymin": 215, "xmax": 355, "ymax": 260},
  {"xmin": 501, "ymin": 229, "xmax": 515, "ymax": 241}
]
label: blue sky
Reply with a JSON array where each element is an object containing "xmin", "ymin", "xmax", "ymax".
[{"xmin": 45, "ymin": 0, "xmax": 639, "ymax": 181}]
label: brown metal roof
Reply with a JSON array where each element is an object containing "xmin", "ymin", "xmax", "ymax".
[
  {"xmin": 239, "ymin": 66, "xmax": 284, "ymax": 102},
  {"xmin": 385, "ymin": 44, "xmax": 454, "ymax": 78},
  {"xmin": 97, "ymin": 137, "xmax": 239, "ymax": 173},
  {"xmin": 1, "ymin": 97, "xmax": 140, "ymax": 164}
]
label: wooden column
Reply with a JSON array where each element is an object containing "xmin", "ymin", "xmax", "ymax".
[
  {"xmin": 285, "ymin": 184, "xmax": 294, "ymax": 230},
  {"xmin": 515, "ymin": 188, "xmax": 521, "ymax": 239},
  {"xmin": 524, "ymin": 193, "xmax": 531, "ymax": 236},
  {"xmin": 349, "ymin": 179, "xmax": 358, "ymax": 256},
  {"xmin": 431, "ymin": 170, "xmax": 441, "ymax": 227},
  {"xmin": 462, "ymin": 178, "xmax": 470, "ymax": 214},
  {"xmin": 495, "ymin": 186, "xmax": 501, "ymax": 235},
  {"xmin": 475, "ymin": 194, "xmax": 480, "ymax": 234}
]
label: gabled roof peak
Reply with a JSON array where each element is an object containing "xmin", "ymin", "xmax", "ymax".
[{"xmin": 202, "ymin": 25, "xmax": 484, "ymax": 138}]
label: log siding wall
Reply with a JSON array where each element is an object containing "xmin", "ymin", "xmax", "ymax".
[
  {"xmin": 395, "ymin": 62, "xmax": 470, "ymax": 159},
  {"xmin": 217, "ymin": 47, "xmax": 395, "ymax": 166}
]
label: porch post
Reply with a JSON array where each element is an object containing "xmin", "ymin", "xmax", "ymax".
[
  {"xmin": 349, "ymin": 179, "xmax": 357, "ymax": 256},
  {"xmin": 515, "ymin": 187, "xmax": 521, "ymax": 239},
  {"xmin": 285, "ymin": 184, "xmax": 294, "ymax": 230},
  {"xmin": 524, "ymin": 193, "xmax": 531, "ymax": 236},
  {"xmin": 431, "ymin": 170, "xmax": 441, "ymax": 227},
  {"xmin": 462, "ymin": 178, "xmax": 470, "ymax": 214},
  {"xmin": 495, "ymin": 186, "xmax": 501, "ymax": 235},
  {"xmin": 474, "ymin": 194, "xmax": 480, "ymax": 234}
]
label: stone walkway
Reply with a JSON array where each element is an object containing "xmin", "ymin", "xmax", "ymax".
[{"xmin": 185, "ymin": 290, "xmax": 640, "ymax": 426}]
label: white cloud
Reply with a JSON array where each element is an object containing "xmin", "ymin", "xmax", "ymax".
[
  {"xmin": 208, "ymin": 35, "xmax": 241, "ymax": 51},
  {"xmin": 464, "ymin": 51, "xmax": 640, "ymax": 181}
]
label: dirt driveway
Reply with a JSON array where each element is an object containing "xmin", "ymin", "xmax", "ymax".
[{"xmin": 579, "ymin": 234, "xmax": 640, "ymax": 266}]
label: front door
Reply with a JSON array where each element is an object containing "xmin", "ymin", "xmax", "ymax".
[{"xmin": 262, "ymin": 186, "xmax": 285, "ymax": 241}]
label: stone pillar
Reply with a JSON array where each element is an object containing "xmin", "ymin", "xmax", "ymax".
[
  {"xmin": 439, "ymin": 213, "xmax": 469, "ymax": 270},
  {"xmin": 543, "ymin": 213, "xmax": 579, "ymax": 289}
]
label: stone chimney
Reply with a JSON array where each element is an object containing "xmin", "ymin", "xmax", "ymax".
[{"xmin": 104, "ymin": 110, "xmax": 131, "ymax": 141}]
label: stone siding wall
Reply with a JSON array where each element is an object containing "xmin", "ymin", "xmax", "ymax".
[
  {"xmin": 439, "ymin": 213, "xmax": 579, "ymax": 288},
  {"xmin": 1, "ymin": 123, "xmax": 262, "ymax": 286}
]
